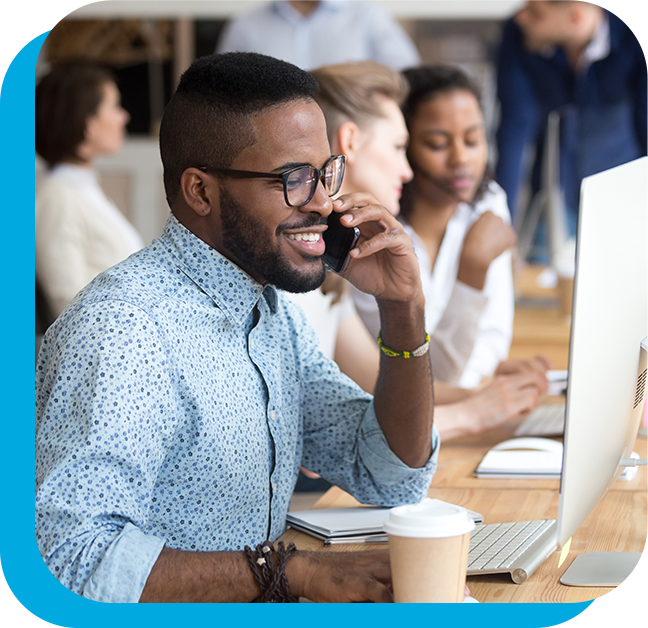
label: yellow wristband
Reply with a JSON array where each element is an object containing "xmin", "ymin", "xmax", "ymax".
[{"xmin": 377, "ymin": 330, "xmax": 430, "ymax": 358}]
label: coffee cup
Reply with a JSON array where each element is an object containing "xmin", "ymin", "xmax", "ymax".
[{"xmin": 383, "ymin": 498, "xmax": 475, "ymax": 603}]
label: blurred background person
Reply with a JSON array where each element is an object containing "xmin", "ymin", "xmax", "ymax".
[
  {"xmin": 352, "ymin": 64, "xmax": 519, "ymax": 390},
  {"xmin": 217, "ymin": 0, "xmax": 420, "ymax": 70},
  {"xmin": 305, "ymin": 61, "xmax": 548, "ymax": 443},
  {"xmin": 35, "ymin": 64, "xmax": 144, "ymax": 322},
  {"xmin": 495, "ymin": 1, "xmax": 647, "ymax": 258}
]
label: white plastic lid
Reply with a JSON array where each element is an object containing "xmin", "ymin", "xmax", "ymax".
[{"xmin": 383, "ymin": 498, "xmax": 475, "ymax": 538}]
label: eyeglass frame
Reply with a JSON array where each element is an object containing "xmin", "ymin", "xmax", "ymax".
[{"xmin": 197, "ymin": 154, "xmax": 346, "ymax": 208}]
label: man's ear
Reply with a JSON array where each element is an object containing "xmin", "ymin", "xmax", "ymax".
[
  {"xmin": 335, "ymin": 121, "xmax": 361, "ymax": 165},
  {"xmin": 180, "ymin": 168, "xmax": 217, "ymax": 217}
]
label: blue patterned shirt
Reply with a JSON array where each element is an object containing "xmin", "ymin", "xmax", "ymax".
[{"xmin": 35, "ymin": 214, "xmax": 439, "ymax": 602}]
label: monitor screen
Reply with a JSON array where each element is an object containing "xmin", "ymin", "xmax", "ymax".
[{"xmin": 557, "ymin": 156, "xmax": 647, "ymax": 549}]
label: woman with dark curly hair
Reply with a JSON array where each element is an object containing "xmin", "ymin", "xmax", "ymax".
[{"xmin": 35, "ymin": 63, "xmax": 143, "ymax": 319}]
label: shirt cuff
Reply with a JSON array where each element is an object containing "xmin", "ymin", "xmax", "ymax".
[
  {"xmin": 356, "ymin": 401, "xmax": 440, "ymax": 487},
  {"xmin": 81, "ymin": 522, "xmax": 166, "ymax": 603},
  {"xmin": 451, "ymin": 280, "xmax": 489, "ymax": 309}
]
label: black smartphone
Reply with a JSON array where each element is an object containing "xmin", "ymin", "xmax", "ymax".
[{"xmin": 321, "ymin": 210, "xmax": 360, "ymax": 274}]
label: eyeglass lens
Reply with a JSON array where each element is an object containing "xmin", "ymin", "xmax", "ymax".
[{"xmin": 285, "ymin": 157, "xmax": 344, "ymax": 206}]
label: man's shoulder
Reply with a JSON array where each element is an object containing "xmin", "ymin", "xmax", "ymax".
[
  {"xmin": 607, "ymin": 10, "xmax": 645, "ymax": 57},
  {"xmin": 71, "ymin": 243, "xmax": 189, "ymax": 315}
]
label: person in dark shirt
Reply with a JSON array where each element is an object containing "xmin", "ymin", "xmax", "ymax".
[{"xmin": 495, "ymin": 1, "xmax": 646, "ymax": 240}]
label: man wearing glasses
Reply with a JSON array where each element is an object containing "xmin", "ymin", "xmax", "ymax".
[{"xmin": 35, "ymin": 53, "xmax": 438, "ymax": 603}]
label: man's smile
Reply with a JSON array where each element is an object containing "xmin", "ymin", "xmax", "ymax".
[{"xmin": 283, "ymin": 225, "xmax": 327, "ymax": 256}]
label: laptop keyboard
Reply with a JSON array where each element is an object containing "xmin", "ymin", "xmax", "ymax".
[
  {"xmin": 468, "ymin": 520, "xmax": 557, "ymax": 583},
  {"xmin": 514, "ymin": 405, "xmax": 565, "ymax": 437}
]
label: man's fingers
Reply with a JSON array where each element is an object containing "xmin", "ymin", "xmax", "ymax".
[
  {"xmin": 350, "ymin": 228, "xmax": 408, "ymax": 259},
  {"xmin": 341, "ymin": 206, "xmax": 396, "ymax": 232},
  {"xmin": 364, "ymin": 581, "xmax": 394, "ymax": 603},
  {"xmin": 332, "ymin": 191, "xmax": 379, "ymax": 211}
]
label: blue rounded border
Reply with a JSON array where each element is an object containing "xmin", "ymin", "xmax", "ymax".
[{"xmin": 0, "ymin": 32, "xmax": 592, "ymax": 628}]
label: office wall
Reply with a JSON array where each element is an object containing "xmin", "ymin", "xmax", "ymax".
[{"xmin": 66, "ymin": 1, "xmax": 524, "ymax": 20}]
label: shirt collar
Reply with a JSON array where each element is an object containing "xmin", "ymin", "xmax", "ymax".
[
  {"xmin": 538, "ymin": 13, "xmax": 610, "ymax": 71},
  {"xmin": 159, "ymin": 214, "xmax": 278, "ymax": 324},
  {"xmin": 577, "ymin": 12, "xmax": 610, "ymax": 71}
]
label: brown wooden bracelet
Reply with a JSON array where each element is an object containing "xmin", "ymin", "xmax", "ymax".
[{"xmin": 244, "ymin": 540, "xmax": 299, "ymax": 603}]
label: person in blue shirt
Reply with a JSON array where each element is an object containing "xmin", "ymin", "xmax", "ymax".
[
  {"xmin": 495, "ymin": 1, "xmax": 647, "ymax": 236},
  {"xmin": 35, "ymin": 52, "xmax": 438, "ymax": 603},
  {"xmin": 217, "ymin": 0, "xmax": 421, "ymax": 71}
]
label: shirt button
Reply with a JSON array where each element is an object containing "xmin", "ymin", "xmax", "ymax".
[
  {"xmin": 250, "ymin": 338, "xmax": 255, "ymax": 350},
  {"xmin": 270, "ymin": 410, "xmax": 275, "ymax": 421},
  {"xmin": 272, "ymin": 482, "xmax": 277, "ymax": 492}
]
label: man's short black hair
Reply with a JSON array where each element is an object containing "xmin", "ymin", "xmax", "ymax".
[{"xmin": 159, "ymin": 52, "xmax": 319, "ymax": 208}]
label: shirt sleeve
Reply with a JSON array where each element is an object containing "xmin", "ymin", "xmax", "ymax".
[
  {"xmin": 457, "ymin": 188, "xmax": 515, "ymax": 388},
  {"xmin": 458, "ymin": 248, "xmax": 514, "ymax": 388},
  {"xmin": 35, "ymin": 300, "xmax": 176, "ymax": 602},
  {"xmin": 426, "ymin": 281, "xmax": 488, "ymax": 385},
  {"xmin": 289, "ymin": 301, "xmax": 439, "ymax": 507},
  {"xmin": 495, "ymin": 19, "xmax": 542, "ymax": 219}
]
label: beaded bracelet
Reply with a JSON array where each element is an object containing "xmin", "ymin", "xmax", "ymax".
[
  {"xmin": 377, "ymin": 330, "xmax": 431, "ymax": 358},
  {"xmin": 244, "ymin": 540, "xmax": 299, "ymax": 603}
]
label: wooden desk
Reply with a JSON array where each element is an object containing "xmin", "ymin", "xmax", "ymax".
[
  {"xmin": 282, "ymin": 484, "xmax": 646, "ymax": 603},
  {"xmin": 509, "ymin": 308, "xmax": 571, "ymax": 369},
  {"xmin": 511, "ymin": 264, "xmax": 572, "ymax": 369},
  {"xmin": 431, "ymin": 406, "xmax": 647, "ymax": 493}
]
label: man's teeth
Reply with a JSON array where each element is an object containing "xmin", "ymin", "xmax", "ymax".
[{"xmin": 287, "ymin": 233, "xmax": 321, "ymax": 242}]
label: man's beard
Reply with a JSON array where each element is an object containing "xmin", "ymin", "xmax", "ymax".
[{"xmin": 220, "ymin": 186, "xmax": 327, "ymax": 293}]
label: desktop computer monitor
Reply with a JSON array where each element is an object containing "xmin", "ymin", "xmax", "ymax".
[{"xmin": 557, "ymin": 156, "xmax": 647, "ymax": 585}]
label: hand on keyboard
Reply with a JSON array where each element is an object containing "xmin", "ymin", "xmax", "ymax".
[{"xmin": 495, "ymin": 355, "xmax": 552, "ymax": 385}]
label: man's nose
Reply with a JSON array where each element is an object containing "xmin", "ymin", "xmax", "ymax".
[{"xmin": 298, "ymin": 179, "xmax": 333, "ymax": 217}]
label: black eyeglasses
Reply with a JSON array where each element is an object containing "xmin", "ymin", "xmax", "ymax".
[{"xmin": 198, "ymin": 154, "xmax": 346, "ymax": 207}]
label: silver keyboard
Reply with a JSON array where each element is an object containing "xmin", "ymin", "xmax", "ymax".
[
  {"xmin": 467, "ymin": 520, "xmax": 557, "ymax": 583},
  {"xmin": 514, "ymin": 405, "xmax": 565, "ymax": 437}
]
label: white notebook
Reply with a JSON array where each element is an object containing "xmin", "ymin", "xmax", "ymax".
[
  {"xmin": 474, "ymin": 450, "xmax": 562, "ymax": 479},
  {"xmin": 286, "ymin": 502, "xmax": 484, "ymax": 545}
]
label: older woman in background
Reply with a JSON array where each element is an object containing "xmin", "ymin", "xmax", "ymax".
[{"xmin": 35, "ymin": 64, "xmax": 143, "ymax": 320}]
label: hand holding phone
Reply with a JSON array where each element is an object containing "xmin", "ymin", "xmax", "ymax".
[{"xmin": 322, "ymin": 210, "xmax": 360, "ymax": 274}]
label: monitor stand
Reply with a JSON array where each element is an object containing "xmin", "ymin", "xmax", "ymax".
[{"xmin": 560, "ymin": 552, "xmax": 642, "ymax": 587}]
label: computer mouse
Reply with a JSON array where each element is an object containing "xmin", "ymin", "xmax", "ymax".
[{"xmin": 492, "ymin": 437, "xmax": 563, "ymax": 456}]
